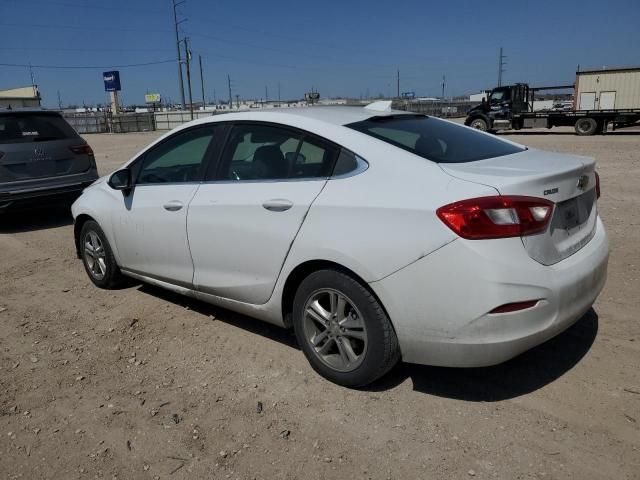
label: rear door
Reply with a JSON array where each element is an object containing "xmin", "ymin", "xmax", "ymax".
[
  {"xmin": 599, "ymin": 91, "xmax": 616, "ymax": 110},
  {"xmin": 0, "ymin": 112, "xmax": 91, "ymax": 184},
  {"xmin": 111, "ymin": 125, "xmax": 221, "ymax": 286},
  {"xmin": 188, "ymin": 122, "xmax": 338, "ymax": 304}
]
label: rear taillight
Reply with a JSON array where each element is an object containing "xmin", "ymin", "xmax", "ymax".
[
  {"xmin": 436, "ymin": 196, "xmax": 554, "ymax": 240},
  {"xmin": 595, "ymin": 171, "xmax": 600, "ymax": 198},
  {"xmin": 69, "ymin": 145, "xmax": 94, "ymax": 155}
]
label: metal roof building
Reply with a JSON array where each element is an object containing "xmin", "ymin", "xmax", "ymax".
[{"xmin": 0, "ymin": 85, "xmax": 41, "ymax": 109}]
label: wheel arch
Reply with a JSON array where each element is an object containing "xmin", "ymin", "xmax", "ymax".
[
  {"xmin": 280, "ymin": 259, "xmax": 397, "ymax": 337},
  {"xmin": 73, "ymin": 213, "xmax": 96, "ymax": 259}
]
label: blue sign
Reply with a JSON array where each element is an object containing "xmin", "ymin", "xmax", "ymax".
[
  {"xmin": 103, "ymin": 71, "xmax": 121, "ymax": 92},
  {"xmin": 401, "ymin": 91, "xmax": 415, "ymax": 98}
]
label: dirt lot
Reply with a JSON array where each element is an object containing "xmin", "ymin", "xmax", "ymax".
[{"xmin": 1, "ymin": 126, "xmax": 639, "ymax": 480}]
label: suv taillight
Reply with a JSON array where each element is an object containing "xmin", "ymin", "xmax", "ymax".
[
  {"xmin": 436, "ymin": 196, "xmax": 554, "ymax": 240},
  {"xmin": 595, "ymin": 171, "xmax": 600, "ymax": 198},
  {"xmin": 69, "ymin": 145, "xmax": 94, "ymax": 155}
]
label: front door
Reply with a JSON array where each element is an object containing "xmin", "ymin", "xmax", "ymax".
[
  {"xmin": 188, "ymin": 123, "xmax": 339, "ymax": 304},
  {"xmin": 579, "ymin": 92, "xmax": 596, "ymax": 110},
  {"xmin": 111, "ymin": 125, "xmax": 219, "ymax": 286}
]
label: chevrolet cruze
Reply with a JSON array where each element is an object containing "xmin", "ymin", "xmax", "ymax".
[{"xmin": 71, "ymin": 102, "xmax": 609, "ymax": 386}]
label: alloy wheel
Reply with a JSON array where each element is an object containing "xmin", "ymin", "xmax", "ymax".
[
  {"xmin": 302, "ymin": 288, "xmax": 368, "ymax": 372},
  {"xmin": 83, "ymin": 230, "xmax": 107, "ymax": 281}
]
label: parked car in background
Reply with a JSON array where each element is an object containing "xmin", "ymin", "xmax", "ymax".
[
  {"xmin": 71, "ymin": 102, "xmax": 609, "ymax": 387},
  {"xmin": 0, "ymin": 109, "xmax": 98, "ymax": 213}
]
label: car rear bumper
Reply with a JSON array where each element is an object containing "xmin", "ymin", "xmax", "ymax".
[
  {"xmin": 369, "ymin": 216, "xmax": 609, "ymax": 367},
  {"xmin": 0, "ymin": 173, "xmax": 98, "ymax": 212}
]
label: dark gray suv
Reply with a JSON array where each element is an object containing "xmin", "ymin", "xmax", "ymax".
[{"xmin": 0, "ymin": 109, "xmax": 98, "ymax": 213}]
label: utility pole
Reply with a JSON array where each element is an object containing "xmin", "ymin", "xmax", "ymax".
[
  {"xmin": 57, "ymin": 90, "xmax": 62, "ymax": 110},
  {"xmin": 172, "ymin": 0, "xmax": 186, "ymax": 108},
  {"xmin": 198, "ymin": 54, "xmax": 205, "ymax": 109},
  {"xmin": 396, "ymin": 69, "xmax": 400, "ymax": 98},
  {"xmin": 184, "ymin": 37, "xmax": 193, "ymax": 119},
  {"xmin": 235, "ymin": 94, "xmax": 240, "ymax": 109},
  {"xmin": 497, "ymin": 47, "xmax": 506, "ymax": 87},
  {"xmin": 442, "ymin": 75, "xmax": 446, "ymax": 99},
  {"xmin": 227, "ymin": 74, "xmax": 232, "ymax": 110},
  {"xmin": 265, "ymin": 85, "xmax": 268, "ymax": 104}
]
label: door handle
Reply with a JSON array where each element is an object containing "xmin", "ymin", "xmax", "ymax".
[
  {"xmin": 163, "ymin": 200, "xmax": 183, "ymax": 211},
  {"xmin": 262, "ymin": 199, "xmax": 293, "ymax": 212}
]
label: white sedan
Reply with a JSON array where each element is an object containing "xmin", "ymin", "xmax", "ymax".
[{"xmin": 71, "ymin": 102, "xmax": 609, "ymax": 386}]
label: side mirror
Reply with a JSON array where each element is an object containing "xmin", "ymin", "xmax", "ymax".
[{"xmin": 108, "ymin": 169, "xmax": 132, "ymax": 191}]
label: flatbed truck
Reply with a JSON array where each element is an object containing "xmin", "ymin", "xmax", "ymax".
[{"xmin": 465, "ymin": 67, "xmax": 640, "ymax": 135}]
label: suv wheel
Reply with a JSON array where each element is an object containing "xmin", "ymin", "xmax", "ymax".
[{"xmin": 292, "ymin": 269, "xmax": 400, "ymax": 387}]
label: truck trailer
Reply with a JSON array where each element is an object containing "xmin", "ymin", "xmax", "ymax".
[{"xmin": 465, "ymin": 66, "xmax": 640, "ymax": 135}]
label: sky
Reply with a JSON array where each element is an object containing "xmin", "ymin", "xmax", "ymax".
[{"xmin": 1, "ymin": 0, "xmax": 639, "ymax": 107}]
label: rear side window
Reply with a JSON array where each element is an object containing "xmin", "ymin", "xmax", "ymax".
[
  {"xmin": 0, "ymin": 113, "xmax": 78, "ymax": 144},
  {"xmin": 215, "ymin": 124, "xmax": 338, "ymax": 181},
  {"xmin": 347, "ymin": 115, "xmax": 524, "ymax": 163}
]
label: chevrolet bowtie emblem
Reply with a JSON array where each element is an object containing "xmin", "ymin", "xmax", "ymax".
[{"xmin": 577, "ymin": 175, "xmax": 589, "ymax": 190}]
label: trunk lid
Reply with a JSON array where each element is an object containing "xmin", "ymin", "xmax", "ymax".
[
  {"xmin": 0, "ymin": 138, "xmax": 92, "ymax": 183},
  {"xmin": 440, "ymin": 148, "xmax": 598, "ymax": 265}
]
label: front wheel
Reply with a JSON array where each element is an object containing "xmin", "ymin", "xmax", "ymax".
[
  {"xmin": 292, "ymin": 269, "xmax": 400, "ymax": 387},
  {"xmin": 469, "ymin": 117, "xmax": 489, "ymax": 131},
  {"xmin": 80, "ymin": 220, "xmax": 124, "ymax": 289}
]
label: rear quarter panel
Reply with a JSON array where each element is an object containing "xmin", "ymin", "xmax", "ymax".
[{"xmin": 274, "ymin": 131, "xmax": 499, "ymax": 285}]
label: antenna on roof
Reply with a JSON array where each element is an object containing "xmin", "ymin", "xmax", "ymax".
[{"xmin": 364, "ymin": 100, "xmax": 392, "ymax": 113}]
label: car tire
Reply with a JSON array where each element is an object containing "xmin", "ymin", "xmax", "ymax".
[
  {"xmin": 469, "ymin": 117, "xmax": 488, "ymax": 131},
  {"xmin": 292, "ymin": 269, "xmax": 400, "ymax": 387},
  {"xmin": 79, "ymin": 220, "xmax": 124, "ymax": 289},
  {"xmin": 575, "ymin": 117, "xmax": 599, "ymax": 136}
]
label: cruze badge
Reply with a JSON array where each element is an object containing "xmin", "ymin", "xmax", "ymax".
[{"xmin": 577, "ymin": 175, "xmax": 590, "ymax": 190}]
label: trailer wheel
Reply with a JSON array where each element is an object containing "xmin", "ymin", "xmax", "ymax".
[
  {"xmin": 469, "ymin": 118, "xmax": 488, "ymax": 131},
  {"xmin": 575, "ymin": 117, "xmax": 598, "ymax": 136}
]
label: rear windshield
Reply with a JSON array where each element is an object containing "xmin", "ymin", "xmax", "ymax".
[
  {"xmin": 347, "ymin": 115, "xmax": 524, "ymax": 163},
  {"xmin": 0, "ymin": 113, "xmax": 79, "ymax": 144}
]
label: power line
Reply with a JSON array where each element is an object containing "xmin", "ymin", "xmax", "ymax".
[
  {"xmin": 0, "ymin": 46, "xmax": 173, "ymax": 53},
  {"xmin": 0, "ymin": 60, "xmax": 175, "ymax": 69}
]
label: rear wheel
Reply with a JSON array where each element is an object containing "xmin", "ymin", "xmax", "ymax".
[
  {"xmin": 469, "ymin": 117, "xmax": 489, "ymax": 131},
  {"xmin": 80, "ymin": 220, "xmax": 124, "ymax": 289},
  {"xmin": 575, "ymin": 117, "xmax": 599, "ymax": 136},
  {"xmin": 292, "ymin": 269, "xmax": 400, "ymax": 387}
]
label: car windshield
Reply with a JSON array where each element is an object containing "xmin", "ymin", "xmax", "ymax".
[
  {"xmin": 347, "ymin": 115, "xmax": 524, "ymax": 163},
  {"xmin": 0, "ymin": 113, "xmax": 79, "ymax": 144}
]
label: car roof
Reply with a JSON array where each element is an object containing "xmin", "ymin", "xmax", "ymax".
[{"xmin": 192, "ymin": 105, "xmax": 416, "ymax": 129}]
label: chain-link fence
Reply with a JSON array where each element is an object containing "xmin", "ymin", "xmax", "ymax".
[{"xmin": 63, "ymin": 112, "xmax": 155, "ymax": 134}]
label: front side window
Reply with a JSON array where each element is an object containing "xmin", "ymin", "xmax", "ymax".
[
  {"xmin": 489, "ymin": 88, "xmax": 510, "ymax": 104},
  {"xmin": 217, "ymin": 124, "xmax": 337, "ymax": 181},
  {"xmin": 347, "ymin": 115, "xmax": 524, "ymax": 163},
  {"xmin": 137, "ymin": 127, "xmax": 215, "ymax": 184}
]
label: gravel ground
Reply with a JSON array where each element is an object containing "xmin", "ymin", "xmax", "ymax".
[{"xmin": 1, "ymin": 126, "xmax": 639, "ymax": 480}]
